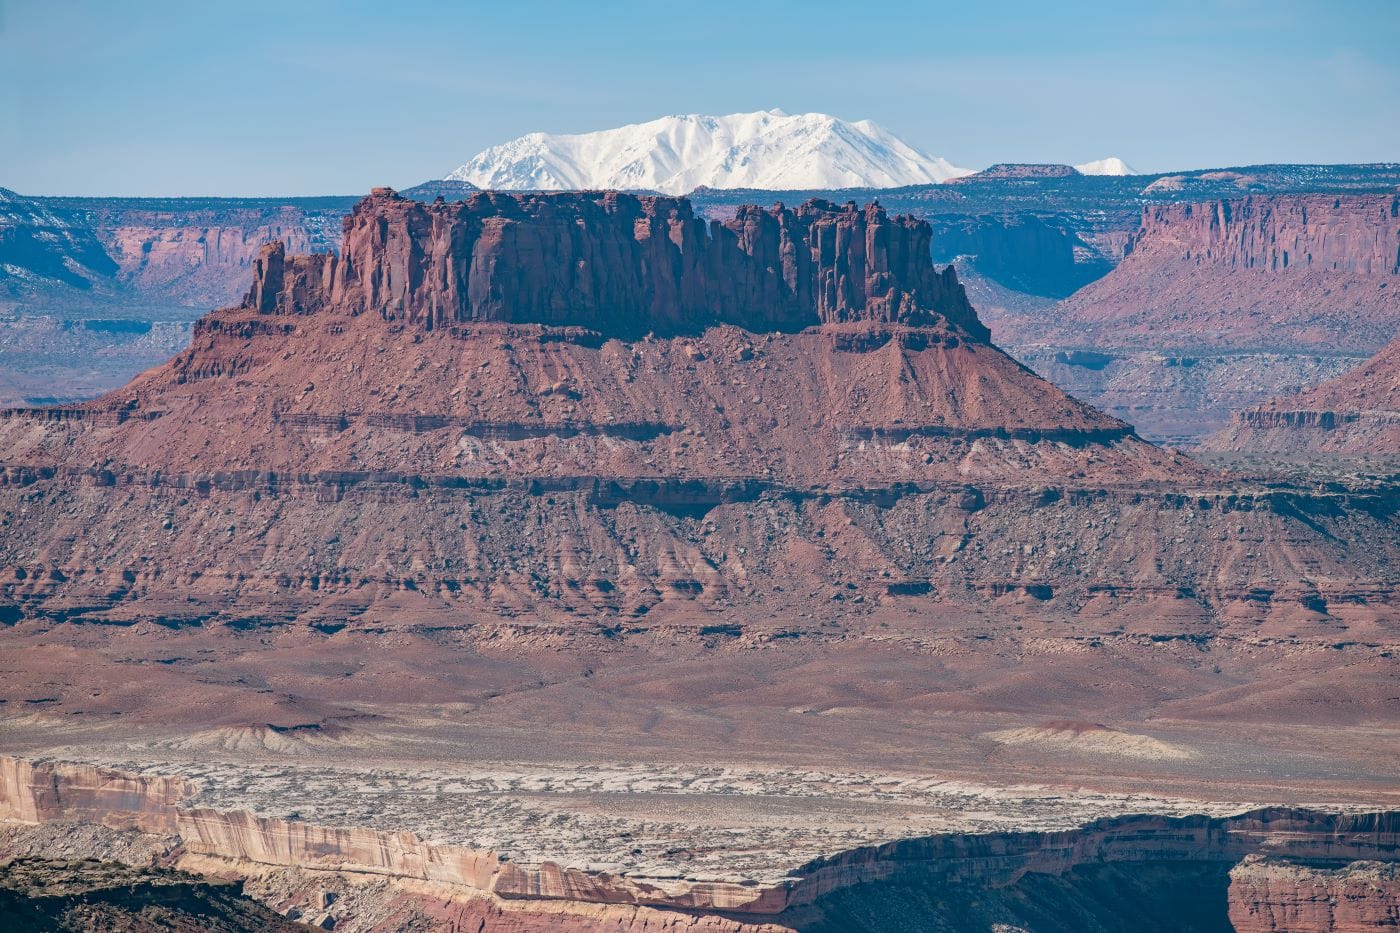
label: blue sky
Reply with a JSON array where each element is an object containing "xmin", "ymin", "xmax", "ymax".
[{"xmin": 2, "ymin": 0, "xmax": 1397, "ymax": 196}]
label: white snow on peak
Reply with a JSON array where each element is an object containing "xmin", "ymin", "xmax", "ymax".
[
  {"xmin": 1074, "ymin": 157, "xmax": 1138, "ymax": 176},
  {"xmin": 446, "ymin": 111, "xmax": 972, "ymax": 194}
]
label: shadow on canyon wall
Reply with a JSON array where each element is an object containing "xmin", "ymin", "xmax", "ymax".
[{"xmin": 784, "ymin": 859, "xmax": 1234, "ymax": 932}]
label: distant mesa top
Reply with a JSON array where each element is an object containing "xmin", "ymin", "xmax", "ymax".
[
  {"xmin": 956, "ymin": 159, "xmax": 1137, "ymax": 181},
  {"xmin": 958, "ymin": 164, "xmax": 1081, "ymax": 180},
  {"xmin": 445, "ymin": 110, "xmax": 971, "ymax": 194}
]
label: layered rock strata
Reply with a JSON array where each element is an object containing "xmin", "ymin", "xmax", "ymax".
[
  {"xmin": 1228, "ymin": 855, "xmax": 1400, "ymax": 931},
  {"xmin": 1206, "ymin": 336, "xmax": 1400, "ymax": 455},
  {"xmin": 1, "ymin": 756, "xmax": 1397, "ymax": 929},
  {"xmin": 0, "ymin": 189, "xmax": 1180, "ymax": 488},
  {"xmin": 0, "ymin": 756, "xmax": 191, "ymax": 833},
  {"xmin": 989, "ymin": 193, "xmax": 1400, "ymax": 441},
  {"xmin": 1009, "ymin": 194, "xmax": 1400, "ymax": 353},
  {"xmin": 3, "ymin": 188, "xmax": 1399, "ymax": 623}
]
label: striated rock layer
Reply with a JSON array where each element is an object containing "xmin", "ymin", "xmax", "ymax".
[
  {"xmin": 3, "ymin": 189, "xmax": 1400, "ymax": 625},
  {"xmin": 1228, "ymin": 856, "xmax": 1400, "ymax": 931},
  {"xmin": 1206, "ymin": 336, "xmax": 1400, "ymax": 455},
  {"xmin": 986, "ymin": 193, "xmax": 1400, "ymax": 441}
]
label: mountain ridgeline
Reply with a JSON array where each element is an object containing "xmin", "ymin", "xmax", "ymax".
[{"xmin": 445, "ymin": 110, "xmax": 970, "ymax": 194}]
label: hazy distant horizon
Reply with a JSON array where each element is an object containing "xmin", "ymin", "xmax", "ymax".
[
  {"xmin": 11, "ymin": 153, "xmax": 1400, "ymax": 201},
  {"xmin": 3, "ymin": 0, "xmax": 1397, "ymax": 197}
]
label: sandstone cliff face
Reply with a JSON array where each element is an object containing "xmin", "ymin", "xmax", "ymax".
[
  {"xmin": 1132, "ymin": 196, "xmax": 1400, "ymax": 275},
  {"xmin": 178, "ymin": 806, "xmax": 1400, "ymax": 918},
  {"xmin": 6, "ymin": 189, "xmax": 1398, "ymax": 629},
  {"xmin": 985, "ymin": 192, "xmax": 1400, "ymax": 443},
  {"xmin": 0, "ymin": 757, "xmax": 192, "ymax": 834},
  {"xmin": 0, "ymin": 187, "xmax": 1172, "ymax": 493},
  {"xmin": 103, "ymin": 206, "xmax": 342, "ymax": 307},
  {"xmin": 998, "ymin": 194, "xmax": 1400, "ymax": 353},
  {"xmin": 179, "ymin": 806, "xmax": 787, "ymax": 913},
  {"xmin": 0, "ymin": 755, "xmax": 810, "ymax": 915},
  {"xmin": 1229, "ymin": 856, "xmax": 1400, "ymax": 931},
  {"xmin": 247, "ymin": 188, "xmax": 986, "ymax": 339}
]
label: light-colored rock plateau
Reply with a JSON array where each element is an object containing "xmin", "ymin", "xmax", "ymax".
[{"xmin": 3, "ymin": 753, "xmax": 1398, "ymax": 931}]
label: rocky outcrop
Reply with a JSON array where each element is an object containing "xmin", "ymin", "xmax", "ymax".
[
  {"xmin": 245, "ymin": 188, "xmax": 985, "ymax": 339},
  {"xmin": 180, "ymin": 806, "xmax": 783, "ymax": 912},
  {"xmin": 0, "ymin": 857, "xmax": 306, "ymax": 932},
  {"xmin": 0, "ymin": 182, "xmax": 1388, "ymax": 622},
  {"xmin": 0, "ymin": 756, "xmax": 823, "ymax": 915},
  {"xmin": 1131, "ymin": 195, "xmax": 1400, "ymax": 274},
  {"xmin": 14, "ymin": 192, "xmax": 1354, "ymax": 636},
  {"xmin": 1205, "ymin": 336, "xmax": 1400, "ymax": 454},
  {"xmin": 162, "ymin": 807, "xmax": 1400, "ymax": 918},
  {"xmin": 1229, "ymin": 856, "xmax": 1400, "ymax": 931},
  {"xmin": 0, "ymin": 757, "xmax": 193, "ymax": 834},
  {"xmin": 0, "ymin": 187, "xmax": 1180, "ymax": 495}
]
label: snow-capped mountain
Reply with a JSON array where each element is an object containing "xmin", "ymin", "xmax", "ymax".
[
  {"xmin": 446, "ymin": 110, "xmax": 971, "ymax": 194},
  {"xmin": 1074, "ymin": 157, "xmax": 1138, "ymax": 176}
]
